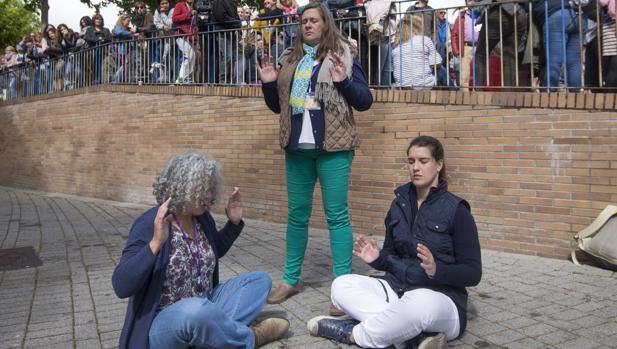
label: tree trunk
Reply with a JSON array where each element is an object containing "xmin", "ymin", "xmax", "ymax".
[{"xmin": 40, "ymin": 0, "xmax": 49, "ymax": 28}]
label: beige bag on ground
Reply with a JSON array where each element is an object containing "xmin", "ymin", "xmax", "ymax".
[{"xmin": 572, "ymin": 205, "xmax": 617, "ymax": 271}]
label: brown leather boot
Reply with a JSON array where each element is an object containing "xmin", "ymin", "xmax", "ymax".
[
  {"xmin": 266, "ymin": 283, "xmax": 300, "ymax": 304},
  {"xmin": 328, "ymin": 303, "xmax": 346, "ymax": 317},
  {"xmin": 251, "ymin": 318, "xmax": 290, "ymax": 347}
]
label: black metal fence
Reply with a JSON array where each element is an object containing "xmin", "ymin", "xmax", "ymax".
[{"xmin": 1, "ymin": 0, "xmax": 615, "ymax": 101}]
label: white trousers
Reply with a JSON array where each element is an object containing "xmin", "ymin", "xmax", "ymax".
[
  {"xmin": 331, "ymin": 274, "xmax": 460, "ymax": 349},
  {"xmin": 175, "ymin": 37, "xmax": 195, "ymax": 81}
]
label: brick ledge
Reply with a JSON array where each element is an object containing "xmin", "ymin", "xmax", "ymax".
[{"xmin": 2, "ymin": 84, "xmax": 616, "ymax": 110}]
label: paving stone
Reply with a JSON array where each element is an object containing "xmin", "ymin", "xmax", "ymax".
[{"xmin": 2, "ymin": 187, "xmax": 617, "ymax": 348}]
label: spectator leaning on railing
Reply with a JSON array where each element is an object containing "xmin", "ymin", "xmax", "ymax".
[
  {"xmin": 253, "ymin": 0, "xmax": 284, "ymax": 55},
  {"xmin": 451, "ymin": 0, "xmax": 479, "ymax": 90},
  {"xmin": 153, "ymin": 0, "xmax": 175, "ymax": 83},
  {"xmin": 43, "ymin": 25, "xmax": 65, "ymax": 92},
  {"xmin": 172, "ymin": 0, "xmax": 198, "ymax": 83},
  {"xmin": 58, "ymin": 24, "xmax": 80, "ymax": 89},
  {"xmin": 473, "ymin": 0, "xmax": 528, "ymax": 89},
  {"xmin": 134, "ymin": 1, "xmax": 156, "ymax": 38},
  {"xmin": 79, "ymin": 16, "xmax": 93, "ymax": 42},
  {"xmin": 84, "ymin": 14, "xmax": 112, "ymax": 47},
  {"xmin": 85, "ymin": 14, "xmax": 112, "ymax": 84},
  {"xmin": 113, "ymin": 14, "xmax": 138, "ymax": 83},
  {"xmin": 392, "ymin": 13, "xmax": 443, "ymax": 90}
]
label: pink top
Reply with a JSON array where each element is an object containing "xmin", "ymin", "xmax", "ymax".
[
  {"xmin": 600, "ymin": 0, "xmax": 616, "ymax": 19},
  {"xmin": 464, "ymin": 12, "xmax": 479, "ymax": 43}
]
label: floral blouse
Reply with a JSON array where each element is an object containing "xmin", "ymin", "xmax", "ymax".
[{"xmin": 158, "ymin": 222, "xmax": 216, "ymax": 310}]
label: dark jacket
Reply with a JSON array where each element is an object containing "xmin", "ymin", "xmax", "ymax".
[
  {"xmin": 212, "ymin": 0, "xmax": 242, "ymax": 28},
  {"xmin": 112, "ymin": 206, "xmax": 244, "ymax": 349},
  {"xmin": 134, "ymin": 12, "xmax": 156, "ymax": 37},
  {"xmin": 369, "ymin": 182, "xmax": 482, "ymax": 336},
  {"xmin": 44, "ymin": 39, "xmax": 64, "ymax": 59},
  {"xmin": 84, "ymin": 26, "xmax": 112, "ymax": 47},
  {"xmin": 60, "ymin": 33, "xmax": 80, "ymax": 53},
  {"xmin": 261, "ymin": 60, "xmax": 372, "ymax": 151}
]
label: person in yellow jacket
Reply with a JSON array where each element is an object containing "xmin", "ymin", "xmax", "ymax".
[{"xmin": 252, "ymin": 0, "xmax": 284, "ymax": 56}]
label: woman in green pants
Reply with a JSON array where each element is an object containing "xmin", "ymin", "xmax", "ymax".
[{"xmin": 258, "ymin": 2, "xmax": 372, "ymax": 315}]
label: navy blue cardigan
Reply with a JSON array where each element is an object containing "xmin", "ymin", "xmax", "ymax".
[
  {"xmin": 112, "ymin": 206, "xmax": 244, "ymax": 349},
  {"xmin": 262, "ymin": 60, "xmax": 372, "ymax": 150}
]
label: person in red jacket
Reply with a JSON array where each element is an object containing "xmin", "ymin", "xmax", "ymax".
[{"xmin": 173, "ymin": 0, "xmax": 197, "ymax": 83}]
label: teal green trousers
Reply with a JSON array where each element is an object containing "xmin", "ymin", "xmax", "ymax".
[{"xmin": 283, "ymin": 149, "xmax": 354, "ymax": 286}]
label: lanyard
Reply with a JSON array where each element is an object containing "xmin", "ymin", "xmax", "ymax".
[
  {"xmin": 307, "ymin": 63, "xmax": 321, "ymax": 93},
  {"xmin": 173, "ymin": 215, "xmax": 204, "ymax": 293}
]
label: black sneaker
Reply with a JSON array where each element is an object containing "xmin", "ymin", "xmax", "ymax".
[{"xmin": 307, "ymin": 315, "xmax": 359, "ymax": 344}]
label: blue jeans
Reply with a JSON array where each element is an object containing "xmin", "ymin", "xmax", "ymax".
[
  {"xmin": 542, "ymin": 8, "xmax": 582, "ymax": 90},
  {"xmin": 218, "ymin": 27, "xmax": 238, "ymax": 83},
  {"xmin": 149, "ymin": 271, "xmax": 271, "ymax": 349}
]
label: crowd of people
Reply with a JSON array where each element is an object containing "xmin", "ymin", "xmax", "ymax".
[{"xmin": 1, "ymin": 0, "xmax": 616, "ymax": 100}]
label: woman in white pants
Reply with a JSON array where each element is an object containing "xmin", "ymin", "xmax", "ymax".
[
  {"xmin": 172, "ymin": 0, "xmax": 196, "ymax": 83},
  {"xmin": 308, "ymin": 136, "xmax": 482, "ymax": 348}
]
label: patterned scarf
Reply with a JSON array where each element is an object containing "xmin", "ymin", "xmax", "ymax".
[{"xmin": 290, "ymin": 43, "xmax": 319, "ymax": 115}]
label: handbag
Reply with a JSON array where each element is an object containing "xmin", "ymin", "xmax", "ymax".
[{"xmin": 571, "ymin": 205, "xmax": 617, "ymax": 271}]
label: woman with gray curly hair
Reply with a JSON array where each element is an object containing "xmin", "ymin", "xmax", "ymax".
[{"xmin": 112, "ymin": 152, "xmax": 289, "ymax": 349}]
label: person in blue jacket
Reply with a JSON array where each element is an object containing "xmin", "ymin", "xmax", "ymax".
[
  {"xmin": 307, "ymin": 136, "xmax": 482, "ymax": 348},
  {"xmin": 257, "ymin": 1, "xmax": 373, "ymax": 316},
  {"xmin": 112, "ymin": 152, "xmax": 289, "ymax": 349}
]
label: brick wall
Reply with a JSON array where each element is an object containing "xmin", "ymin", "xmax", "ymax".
[{"xmin": 1, "ymin": 86, "xmax": 616, "ymax": 259}]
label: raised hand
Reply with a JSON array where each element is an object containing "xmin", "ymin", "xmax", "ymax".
[
  {"xmin": 328, "ymin": 51, "xmax": 347, "ymax": 82},
  {"xmin": 353, "ymin": 236, "xmax": 380, "ymax": 263},
  {"xmin": 225, "ymin": 187, "xmax": 243, "ymax": 225},
  {"xmin": 417, "ymin": 243, "xmax": 436, "ymax": 277},
  {"xmin": 150, "ymin": 198, "xmax": 173, "ymax": 255},
  {"xmin": 257, "ymin": 55, "xmax": 278, "ymax": 83}
]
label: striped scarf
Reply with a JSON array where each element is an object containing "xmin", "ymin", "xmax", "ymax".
[{"xmin": 290, "ymin": 43, "xmax": 319, "ymax": 116}]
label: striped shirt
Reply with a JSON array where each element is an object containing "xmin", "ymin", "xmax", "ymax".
[
  {"xmin": 392, "ymin": 35, "xmax": 442, "ymax": 90},
  {"xmin": 602, "ymin": 21, "xmax": 617, "ymax": 56}
]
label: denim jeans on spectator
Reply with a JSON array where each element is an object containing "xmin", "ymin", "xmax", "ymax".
[
  {"xmin": 369, "ymin": 41, "xmax": 393, "ymax": 86},
  {"xmin": 217, "ymin": 27, "xmax": 238, "ymax": 84},
  {"xmin": 436, "ymin": 66, "xmax": 456, "ymax": 89},
  {"xmin": 9, "ymin": 72, "xmax": 17, "ymax": 99},
  {"xmin": 542, "ymin": 8, "xmax": 582, "ymax": 90},
  {"xmin": 63, "ymin": 55, "xmax": 74, "ymax": 89},
  {"xmin": 245, "ymin": 47, "xmax": 257, "ymax": 83},
  {"xmin": 93, "ymin": 47, "xmax": 104, "ymax": 85},
  {"xmin": 148, "ymin": 271, "xmax": 271, "ymax": 349},
  {"xmin": 202, "ymin": 25, "xmax": 218, "ymax": 83}
]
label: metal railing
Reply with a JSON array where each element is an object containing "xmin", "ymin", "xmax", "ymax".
[{"xmin": 1, "ymin": 0, "xmax": 615, "ymax": 101}]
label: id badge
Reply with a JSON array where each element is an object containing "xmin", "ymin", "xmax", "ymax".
[{"xmin": 304, "ymin": 92, "xmax": 320, "ymax": 110}]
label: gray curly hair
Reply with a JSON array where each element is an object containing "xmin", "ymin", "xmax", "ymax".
[{"xmin": 153, "ymin": 152, "xmax": 223, "ymax": 214}]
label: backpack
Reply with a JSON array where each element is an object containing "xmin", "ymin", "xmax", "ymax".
[
  {"xmin": 572, "ymin": 205, "xmax": 617, "ymax": 271},
  {"xmin": 194, "ymin": 0, "xmax": 213, "ymax": 26}
]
